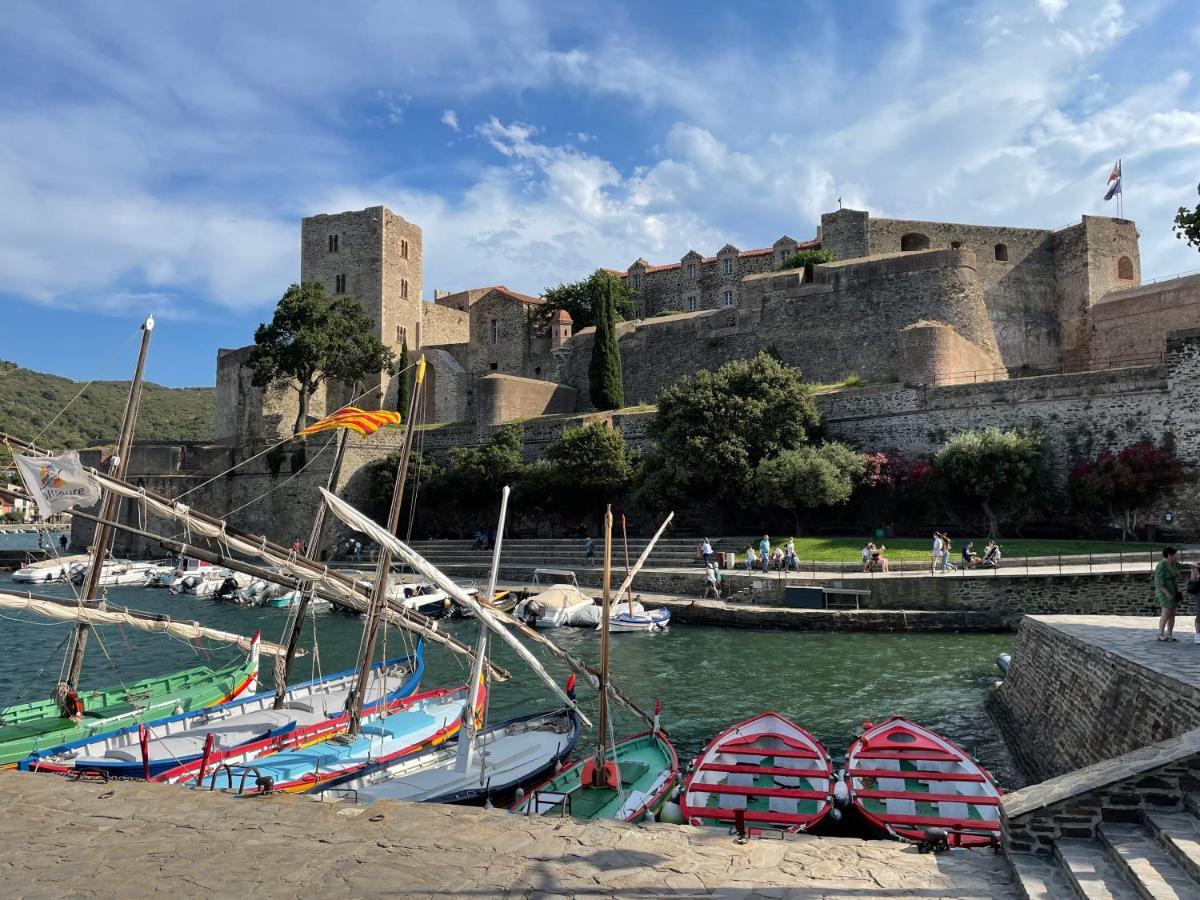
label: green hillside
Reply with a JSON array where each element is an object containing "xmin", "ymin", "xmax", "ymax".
[{"xmin": 0, "ymin": 361, "xmax": 215, "ymax": 449}]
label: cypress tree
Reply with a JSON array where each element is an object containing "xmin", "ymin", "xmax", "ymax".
[
  {"xmin": 588, "ymin": 280, "xmax": 625, "ymax": 410},
  {"xmin": 394, "ymin": 340, "xmax": 410, "ymax": 414}
]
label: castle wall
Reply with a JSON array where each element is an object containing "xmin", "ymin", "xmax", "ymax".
[
  {"xmin": 896, "ymin": 322, "xmax": 1006, "ymax": 385},
  {"xmin": 467, "ymin": 291, "xmax": 553, "ymax": 381},
  {"xmin": 474, "ymin": 374, "xmax": 577, "ymax": 426},
  {"xmin": 214, "ymin": 346, "xmax": 331, "ymax": 443},
  {"xmin": 1089, "ymin": 273, "xmax": 1199, "ymax": 367},
  {"xmin": 419, "ymin": 301, "xmax": 470, "ymax": 347},
  {"xmin": 557, "ymin": 248, "xmax": 1003, "ymax": 408}
]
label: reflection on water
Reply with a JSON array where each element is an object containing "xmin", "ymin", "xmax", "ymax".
[{"xmin": 0, "ymin": 582, "xmax": 1020, "ymax": 788}]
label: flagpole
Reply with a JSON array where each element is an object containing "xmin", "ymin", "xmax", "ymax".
[{"xmin": 1119, "ymin": 158, "xmax": 1124, "ymax": 220}]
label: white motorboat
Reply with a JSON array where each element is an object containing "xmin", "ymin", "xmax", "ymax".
[
  {"xmin": 10, "ymin": 554, "xmax": 92, "ymax": 584},
  {"xmin": 67, "ymin": 559, "xmax": 159, "ymax": 587},
  {"xmin": 514, "ymin": 584, "xmax": 597, "ymax": 628},
  {"xmin": 607, "ymin": 602, "xmax": 671, "ymax": 633}
]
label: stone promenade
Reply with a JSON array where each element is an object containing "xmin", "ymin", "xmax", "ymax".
[{"xmin": 0, "ymin": 771, "xmax": 1016, "ymax": 898}]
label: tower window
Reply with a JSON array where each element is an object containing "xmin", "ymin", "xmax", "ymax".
[
  {"xmin": 401, "ymin": 239, "xmax": 409, "ymax": 259},
  {"xmin": 490, "ymin": 363, "xmax": 498, "ymax": 371},
  {"xmin": 686, "ymin": 296, "xmax": 697, "ymax": 312},
  {"xmin": 901, "ymin": 233, "xmax": 930, "ymax": 252},
  {"xmin": 994, "ymin": 243, "xmax": 1009, "ymax": 262},
  {"xmin": 534, "ymin": 366, "xmax": 542, "ymax": 377},
  {"xmin": 396, "ymin": 325, "xmax": 407, "ymax": 345},
  {"xmin": 951, "ymin": 241, "xmax": 962, "ymax": 249},
  {"xmin": 632, "ymin": 274, "xmax": 641, "ymax": 290},
  {"xmin": 687, "ymin": 264, "xmax": 696, "ymax": 279},
  {"xmin": 335, "ymin": 274, "xmax": 346, "ymax": 293},
  {"xmin": 1117, "ymin": 255, "xmax": 1134, "ymax": 280},
  {"xmin": 490, "ymin": 319, "xmax": 498, "ymax": 345},
  {"xmin": 723, "ymin": 290, "xmax": 734, "ymax": 308},
  {"xmin": 328, "ymin": 235, "xmax": 339, "ymax": 252},
  {"xmin": 401, "ymin": 278, "xmax": 409, "ymax": 300},
  {"xmin": 722, "ymin": 257, "xmax": 733, "ymax": 275}
]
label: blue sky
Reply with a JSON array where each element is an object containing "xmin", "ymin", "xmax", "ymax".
[{"xmin": 2, "ymin": 0, "xmax": 1198, "ymax": 387}]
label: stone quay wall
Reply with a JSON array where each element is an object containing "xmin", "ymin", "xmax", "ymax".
[
  {"xmin": 990, "ymin": 616, "xmax": 1200, "ymax": 785},
  {"xmin": 1000, "ymin": 726, "xmax": 1200, "ymax": 853}
]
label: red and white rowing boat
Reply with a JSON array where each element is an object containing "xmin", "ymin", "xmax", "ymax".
[
  {"xmin": 845, "ymin": 717, "xmax": 1001, "ymax": 847},
  {"xmin": 680, "ymin": 712, "xmax": 835, "ymax": 834}
]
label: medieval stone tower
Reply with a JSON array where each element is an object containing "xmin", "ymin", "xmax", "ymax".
[{"xmin": 300, "ymin": 206, "xmax": 423, "ymax": 406}]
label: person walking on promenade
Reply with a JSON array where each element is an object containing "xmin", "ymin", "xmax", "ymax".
[
  {"xmin": 784, "ymin": 538, "xmax": 798, "ymax": 572},
  {"xmin": 700, "ymin": 538, "xmax": 714, "ymax": 566},
  {"xmin": 759, "ymin": 535, "xmax": 771, "ymax": 574},
  {"xmin": 702, "ymin": 563, "xmax": 719, "ymax": 599},
  {"xmin": 584, "ymin": 535, "xmax": 595, "ymax": 567},
  {"xmin": 354, "ymin": 540, "xmax": 362, "ymax": 563},
  {"xmin": 940, "ymin": 534, "xmax": 955, "ymax": 573},
  {"xmin": 862, "ymin": 541, "xmax": 873, "ymax": 572},
  {"xmin": 1155, "ymin": 546, "xmax": 1185, "ymax": 641},
  {"xmin": 931, "ymin": 532, "xmax": 943, "ymax": 574},
  {"xmin": 744, "ymin": 545, "xmax": 757, "ymax": 573},
  {"xmin": 291, "ymin": 538, "xmax": 302, "ymax": 554},
  {"xmin": 472, "ymin": 529, "xmax": 484, "ymax": 551},
  {"xmin": 58, "ymin": 534, "xmax": 67, "ymax": 553}
]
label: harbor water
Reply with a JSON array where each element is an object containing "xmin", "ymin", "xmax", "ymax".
[{"xmin": 0, "ymin": 565, "xmax": 1020, "ymax": 788}]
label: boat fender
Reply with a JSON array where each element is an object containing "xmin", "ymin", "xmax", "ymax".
[
  {"xmin": 642, "ymin": 809, "xmax": 656, "ymax": 824},
  {"xmin": 832, "ymin": 779, "xmax": 850, "ymax": 807},
  {"xmin": 255, "ymin": 775, "xmax": 276, "ymax": 795},
  {"xmin": 658, "ymin": 800, "xmax": 685, "ymax": 825},
  {"xmin": 828, "ymin": 807, "xmax": 843, "ymax": 824},
  {"xmin": 917, "ymin": 827, "xmax": 950, "ymax": 854},
  {"xmin": 54, "ymin": 683, "xmax": 84, "ymax": 720},
  {"xmin": 514, "ymin": 787, "xmax": 525, "ymax": 804}
]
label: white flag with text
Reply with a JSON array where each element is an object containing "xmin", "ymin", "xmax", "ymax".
[{"xmin": 14, "ymin": 451, "xmax": 102, "ymax": 519}]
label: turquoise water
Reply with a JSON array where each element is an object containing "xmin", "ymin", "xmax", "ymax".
[{"xmin": 0, "ymin": 581, "xmax": 1019, "ymax": 788}]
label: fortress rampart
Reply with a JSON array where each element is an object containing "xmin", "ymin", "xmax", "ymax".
[{"xmin": 555, "ymin": 247, "xmax": 1005, "ymax": 408}]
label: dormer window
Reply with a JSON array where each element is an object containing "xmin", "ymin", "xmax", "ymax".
[
  {"xmin": 687, "ymin": 264, "xmax": 696, "ymax": 279},
  {"xmin": 632, "ymin": 274, "xmax": 641, "ymax": 290},
  {"xmin": 722, "ymin": 257, "xmax": 733, "ymax": 275}
]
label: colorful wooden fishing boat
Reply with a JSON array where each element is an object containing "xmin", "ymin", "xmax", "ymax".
[
  {"xmin": 845, "ymin": 717, "xmax": 1002, "ymax": 847},
  {"xmin": 20, "ymin": 645, "xmax": 422, "ymax": 778},
  {"xmin": 157, "ymin": 681, "xmax": 476, "ymax": 794},
  {"xmin": 680, "ymin": 712, "xmax": 834, "ymax": 834},
  {"xmin": 513, "ymin": 729, "xmax": 678, "ymax": 821},
  {"xmin": 0, "ymin": 633, "xmax": 261, "ymax": 768}
]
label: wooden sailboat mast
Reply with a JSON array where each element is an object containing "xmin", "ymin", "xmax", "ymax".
[
  {"xmin": 273, "ymin": 396, "xmax": 355, "ymax": 710},
  {"xmin": 346, "ymin": 357, "xmax": 425, "ymax": 736},
  {"xmin": 456, "ymin": 484, "xmax": 509, "ymax": 772},
  {"xmin": 621, "ymin": 514, "xmax": 633, "ymax": 616},
  {"xmin": 594, "ymin": 505, "xmax": 614, "ymax": 780},
  {"xmin": 66, "ymin": 314, "xmax": 154, "ymax": 690}
]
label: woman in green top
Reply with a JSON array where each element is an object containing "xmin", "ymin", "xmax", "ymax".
[{"xmin": 1154, "ymin": 546, "xmax": 1184, "ymax": 641}]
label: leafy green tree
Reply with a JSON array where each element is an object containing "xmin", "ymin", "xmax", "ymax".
[
  {"xmin": 362, "ymin": 450, "xmax": 444, "ymax": 527},
  {"xmin": 588, "ymin": 281, "xmax": 625, "ymax": 410},
  {"xmin": 1173, "ymin": 183, "xmax": 1200, "ymax": 251},
  {"xmin": 1069, "ymin": 438, "xmax": 1185, "ymax": 540},
  {"xmin": 248, "ymin": 282, "xmax": 394, "ymax": 434},
  {"xmin": 756, "ymin": 443, "xmax": 864, "ymax": 533},
  {"xmin": 542, "ymin": 421, "xmax": 633, "ymax": 525},
  {"xmin": 777, "ymin": 248, "xmax": 836, "ymax": 278},
  {"xmin": 539, "ymin": 269, "xmax": 636, "ymax": 332},
  {"xmin": 394, "ymin": 341, "xmax": 410, "ymax": 415},
  {"xmin": 935, "ymin": 427, "xmax": 1051, "ymax": 537},
  {"xmin": 637, "ymin": 352, "xmax": 822, "ymax": 517}
]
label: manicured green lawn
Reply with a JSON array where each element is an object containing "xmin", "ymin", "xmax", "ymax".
[{"xmin": 752, "ymin": 536, "xmax": 1164, "ymax": 563}]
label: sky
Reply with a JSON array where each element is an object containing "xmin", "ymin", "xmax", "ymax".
[{"xmin": 2, "ymin": 0, "xmax": 1199, "ymax": 387}]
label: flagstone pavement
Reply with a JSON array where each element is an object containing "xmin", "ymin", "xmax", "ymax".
[{"xmin": 0, "ymin": 771, "xmax": 1016, "ymax": 898}]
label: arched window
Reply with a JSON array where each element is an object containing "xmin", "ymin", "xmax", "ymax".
[
  {"xmin": 994, "ymin": 243, "xmax": 1009, "ymax": 262},
  {"xmin": 900, "ymin": 233, "xmax": 930, "ymax": 251},
  {"xmin": 1117, "ymin": 256, "xmax": 1134, "ymax": 280}
]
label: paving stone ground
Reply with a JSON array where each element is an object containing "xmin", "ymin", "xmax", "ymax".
[
  {"xmin": 1031, "ymin": 614, "xmax": 1200, "ymax": 689},
  {"xmin": 0, "ymin": 771, "xmax": 1016, "ymax": 898}
]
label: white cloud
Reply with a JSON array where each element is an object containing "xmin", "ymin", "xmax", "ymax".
[
  {"xmin": 441, "ymin": 109, "xmax": 460, "ymax": 131},
  {"xmin": 1037, "ymin": 0, "xmax": 1069, "ymax": 22}
]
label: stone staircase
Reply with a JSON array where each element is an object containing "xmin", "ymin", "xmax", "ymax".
[{"xmin": 1009, "ymin": 793, "xmax": 1200, "ymax": 898}]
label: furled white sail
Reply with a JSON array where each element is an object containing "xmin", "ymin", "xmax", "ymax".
[
  {"xmin": 77, "ymin": 471, "xmax": 505, "ymax": 680},
  {"xmin": 319, "ymin": 488, "xmax": 592, "ymax": 727},
  {"xmin": 0, "ymin": 591, "xmax": 284, "ymax": 656}
]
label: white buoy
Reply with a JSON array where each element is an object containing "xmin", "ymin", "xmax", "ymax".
[{"xmin": 658, "ymin": 800, "xmax": 684, "ymax": 825}]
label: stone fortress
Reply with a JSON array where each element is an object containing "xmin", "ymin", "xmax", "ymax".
[
  {"xmin": 76, "ymin": 200, "xmax": 1200, "ymax": 556},
  {"xmin": 217, "ymin": 202, "xmax": 1192, "ymax": 437}
]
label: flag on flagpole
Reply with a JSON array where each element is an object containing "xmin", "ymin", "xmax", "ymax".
[
  {"xmin": 14, "ymin": 451, "xmax": 102, "ymax": 519},
  {"xmin": 296, "ymin": 407, "xmax": 402, "ymax": 438},
  {"xmin": 1104, "ymin": 159, "xmax": 1122, "ymax": 201}
]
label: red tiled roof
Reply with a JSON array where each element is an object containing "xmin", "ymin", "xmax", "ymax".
[
  {"xmin": 739, "ymin": 248, "xmax": 774, "ymax": 258},
  {"xmin": 643, "ymin": 262, "xmax": 681, "ymax": 273},
  {"xmin": 612, "ymin": 236, "xmax": 820, "ymax": 273},
  {"xmin": 552, "ymin": 309, "xmax": 573, "ymax": 324}
]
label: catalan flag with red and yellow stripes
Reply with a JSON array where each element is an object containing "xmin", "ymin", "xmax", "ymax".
[{"xmin": 297, "ymin": 407, "xmax": 402, "ymax": 438}]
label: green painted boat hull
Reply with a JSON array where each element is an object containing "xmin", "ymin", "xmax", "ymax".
[
  {"xmin": 512, "ymin": 731, "xmax": 678, "ymax": 822},
  {"xmin": 0, "ymin": 652, "xmax": 259, "ymax": 767}
]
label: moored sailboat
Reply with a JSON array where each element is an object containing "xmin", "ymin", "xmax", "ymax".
[{"xmin": 513, "ymin": 507, "xmax": 678, "ymax": 822}]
